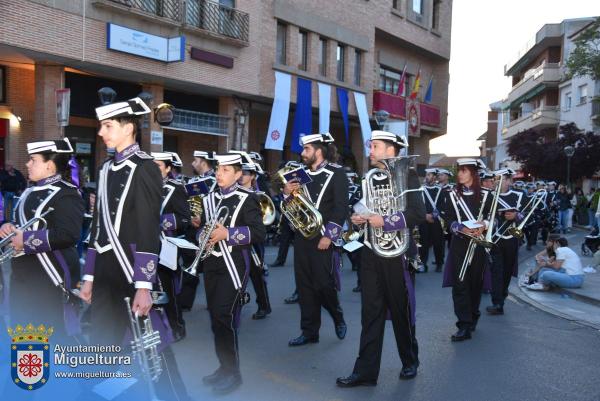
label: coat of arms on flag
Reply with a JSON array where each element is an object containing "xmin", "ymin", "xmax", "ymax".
[{"xmin": 8, "ymin": 323, "xmax": 53, "ymax": 390}]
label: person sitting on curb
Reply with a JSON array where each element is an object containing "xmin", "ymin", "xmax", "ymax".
[
  {"xmin": 522, "ymin": 237, "xmax": 557, "ymax": 286},
  {"xmin": 527, "ymin": 237, "xmax": 585, "ymax": 291}
]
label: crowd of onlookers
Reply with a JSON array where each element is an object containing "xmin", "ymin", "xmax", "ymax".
[{"xmin": 556, "ymin": 185, "xmax": 600, "ymax": 234}]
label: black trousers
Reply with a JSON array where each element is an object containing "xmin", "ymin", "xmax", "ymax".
[
  {"xmin": 203, "ymin": 255, "xmax": 246, "ymax": 375},
  {"xmin": 450, "ymin": 238, "xmax": 487, "ymax": 330},
  {"xmin": 249, "ymin": 250, "xmax": 271, "ymax": 311},
  {"xmin": 525, "ymin": 221, "xmax": 539, "ymax": 247},
  {"xmin": 275, "ymin": 218, "xmax": 294, "ymax": 263},
  {"xmin": 418, "ymin": 219, "xmax": 445, "ymax": 266},
  {"xmin": 294, "ymin": 236, "xmax": 344, "ymax": 337},
  {"xmin": 346, "ymin": 248, "xmax": 362, "ymax": 285},
  {"xmin": 158, "ymin": 267, "xmax": 185, "ymax": 334},
  {"xmin": 353, "ymin": 247, "xmax": 418, "ymax": 380},
  {"xmin": 491, "ymin": 238, "xmax": 519, "ymax": 307}
]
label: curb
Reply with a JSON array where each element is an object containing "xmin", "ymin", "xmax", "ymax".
[{"xmin": 510, "ymin": 237, "xmax": 600, "ymax": 331}]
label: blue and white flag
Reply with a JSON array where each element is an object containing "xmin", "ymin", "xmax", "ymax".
[
  {"xmin": 318, "ymin": 82, "xmax": 331, "ymax": 134},
  {"xmin": 337, "ymin": 88, "xmax": 350, "ymax": 149},
  {"xmin": 291, "ymin": 77, "xmax": 313, "ymax": 154},
  {"xmin": 265, "ymin": 72, "xmax": 292, "ymax": 151},
  {"xmin": 353, "ymin": 91, "xmax": 372, "ymax": 157}
]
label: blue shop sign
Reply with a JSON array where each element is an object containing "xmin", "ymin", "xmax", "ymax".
[{"xmin": 107, "ymin": 23, "xmax": 185, "ymax": 62}]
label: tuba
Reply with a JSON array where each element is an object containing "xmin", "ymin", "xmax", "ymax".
[
  {"xmin": 364, "ymin": 156, "xmax": 421, "ymax": 258},
  {"xmin": 276, "ymin": 167, "xmax": 323, "ymax": 239}
]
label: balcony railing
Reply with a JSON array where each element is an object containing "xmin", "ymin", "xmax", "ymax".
[
  {"xmin": 102, "ymin": 0, "xmax": 182, "ymax": 21},
  {"xmin": 420, "ymin": 103, "xmax": 441, "ymax": 127},
  {"xmin": 185, "ymin": 0, "xmax": 249, "ymax": 43},
  {"xmin": 373, "ymin": 90, "xmax": 407, "ymax": 119},
  {"xmin": 170, "ymin": 108, "xmax": 229, "ymax": 135},
  {"xmin": 373, "ymin": 91, "xmax": 441, "ymax": 128},
  {"xmin": 94, "ymin": 0, "xmax": 249, "ymax": 44},
  {"xmin": 503, "ymin": 106, "xmax": 559, "ymax": 139}
]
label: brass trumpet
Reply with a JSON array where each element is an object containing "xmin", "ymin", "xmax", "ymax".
[
  {"xmin": 0, "ymin": 208, "xmax": 54, "ymax": 263},
  {"xmin": 124, "ymin": 297, "xmax": 163, "ymax": 401},
  {"xmin": 257, "ymin": 192, "xmax": 276, "ymax": 226}
]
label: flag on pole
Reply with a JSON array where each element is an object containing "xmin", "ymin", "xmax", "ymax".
[
  {"xmin": 264, "ymin": 72, "xmax": 292, "ymax": 151},
  {"xmin": 395, "ymin": 63, "xmax": 408, "ymax": 96},
  {"xmin": 409, "ymin": 67, "xmax": 421, "ymax": 100},
  {"xmin": 424, "ymin": 76, "xmax": 433, "ymax": 103}
]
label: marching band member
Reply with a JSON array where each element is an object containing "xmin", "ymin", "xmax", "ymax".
[
  {"xmin": 199, "ymin": 153, "xmax": 265, "ymax": 394},
  {"xmin": 440, "ymin": 158, "xmax": 493, "ymax": 342},
  {"xmin": 337, "ymin": 131, "xmax": 425, "ymax": 387},
  {"xmin": 0, "ymin": 139, "xmax": 83, "ymax": 338},
  {"xmin": 419, "ymin": 167, "xmax": 445, "ymax": 273},
  {"xmin": 237, "ymin": 155, "xmax": 272, "ymax": 320},
  {"xmin": 436, "ymin": 168, "xmax": 454, "ymax": 248},
  {"xmin": 480, "ymin": 170, "xmax": 496, "ymax": 190},
  {"xmin": 192, "ymin": 150, "xmax": 216, "ymax": 178},
  {"xmin": 487, "ymin": 168, "xmax": 523, "ymax": 315},
  {"xmin": 80, "ymin": 97, "xmax": 163, "ymax": 339},
  {"xmin": 284, "ymin": 133, "xmax": 348, "ymax": 346},
  {"xmin": 152, "ymin": 151, "xmax": 191, "ymax": 340},
  {"xmin": 80, "ymin": 97, "xmax": 189, "ymax": 400}
]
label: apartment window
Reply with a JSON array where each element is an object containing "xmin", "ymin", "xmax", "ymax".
[
  {"xmin": 412, "ymin": 0, "xmax": 423, "ymax": 14},
  {"xmin": 318, "ymin": 37, "xmax": 327, "ymax": 76},
  {"xmin": 276, "ymin": 22, "xmax": 287, "ymax": 65},
  {"xmin": 564, "ymin": 92, "xmax": 572, "ymax": 110},
  {"xmin": 298, "ymin": 30, "xmax": 308, "ymax": 71},
  {"xmin": 337, "ymin": 44, "xmax": 345, "ymax": 82},
  {"xmin": 577, "ymin": 84, "xmax": 588, "ymax": 104},
  {"xmin": 379, "ymin": 67, "xmax": 409, "ymax": 96},
  {"xmin": 432, "ymin": 0, "xmax": 441, "ymax": 30},
  {"xmin": 0, "ymin": 66, "xmax": 5, "ymax": 103},
  {"xmin": 393, "ymin": 0, "xmax": 401, "ymax": 9},
  {"xmin": 354, "ymin": 50, "xmax": 362, "ymax": 86}
]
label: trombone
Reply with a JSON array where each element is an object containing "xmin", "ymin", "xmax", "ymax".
[
  {"xmin": 457, "ymin": 175, "xmax": 503, "ymax": 281},
  {"xmin": 493, "ymin": 189, "xmax": 546, "ymax": 242}
]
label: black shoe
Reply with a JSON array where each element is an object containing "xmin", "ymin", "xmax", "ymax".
[
  {"xmin": 284, "ymin": 293, "xmax": 299, "ymax": 304},
  {"xmin": 335, "ymin": 322, "xmax": 347, "ymax": 339},
  {"xmin": 336, "ymin": 373, "xmax": 377, "ymax": 387},
  {"xmin": 399, "ymin": 364, "xmax": 418, "ymax": 380},
  {"xmin": 435, "ymin": 264, "xmax": 443, "ymax": 272},
  {"xmin": 486, "ymin": 305, "xmax": 504, "ymax": 315},
  {"xmin": 172, "ymin": 327, "xmax": 186, "ymax": 343},
  {"xmin": 270, "ymin": 260, "xmax": 284, "ymax": 267},
  {"xmin": 202, "ymin": 368, "xmax": 225, "ymax": 386},
  {"xmin": 352, "ymin": 285, "xmax": 362, "ymax": 293},
  {"xmin": 288, "ymin": 334, "xmax": 319, "ymax": 346},
  {"xmin": 212, "ymin": 373, "xmax": 242, "ymax": 395},
  {"xmin": 451, "ymin": 328, "xmax": 472, "ymax": 342},
  {"xmin": 252, "ymin": 308, "xmax": 271, "ymax": 320}
]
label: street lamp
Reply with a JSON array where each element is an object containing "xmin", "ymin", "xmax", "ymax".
[
  {"xmin": 97, "ymin": 87, "xmax": 116, "ymax": 105},
  {"xmin": 564, "ymin": 145, "xmax": 575, "ymax": 190},
  {"xmin": 374, "ymin": 110, "xmax": 390, "ymax": 129}
]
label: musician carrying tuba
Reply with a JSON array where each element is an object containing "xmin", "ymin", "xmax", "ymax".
[{"xmin": 337, "ymin": 130, "xmax": 426, "ymax": 388}]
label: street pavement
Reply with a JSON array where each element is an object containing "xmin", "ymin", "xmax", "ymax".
[{"xmin": 172, "ymin": 243, "xmax": 600, "ymax": 401}]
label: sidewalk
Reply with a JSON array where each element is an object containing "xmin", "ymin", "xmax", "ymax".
[{"xmin": 509, "ymin": 227, "xmax": 600, "ymax": 330}]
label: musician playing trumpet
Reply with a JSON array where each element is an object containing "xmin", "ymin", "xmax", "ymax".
[
  {"xmin": 0, "ymin": 139, "xmax": 83, "ymax": 339},
  {"xmin": 337, "ymin": 131, "xmax": 425, "ymax": 388},
  {"xmin": 440, "ymin": 158, "xmax": 494, "ymax": 342},
  {"xmin": 198, "ymin": 153, "xmax": 265, "ymax": 395}
]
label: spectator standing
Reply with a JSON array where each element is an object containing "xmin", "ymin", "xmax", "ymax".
[
  {"xmin": 0, "ymin": 162, "xmax": 27, "ymax": 222},
  {"xmin": 574, "ymin": 188, "xmax": 588, "ymax": 226},
  {"xmin": 556, "ymin": 185, "xmax": 573, "ymax": 234}
]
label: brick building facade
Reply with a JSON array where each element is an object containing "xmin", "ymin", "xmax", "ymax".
[{"xmin": 0, "ymin": 0, "xmax": 452, "ymax": 181}]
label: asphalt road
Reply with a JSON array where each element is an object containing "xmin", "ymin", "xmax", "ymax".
[{"xmin": 173, "ymin": 246, "xmax": 600, "ymax": 401}]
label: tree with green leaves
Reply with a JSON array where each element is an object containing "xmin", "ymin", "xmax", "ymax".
[{"xmin": 565, "ymin": 17, "xmax": 600, "ymax": 80}]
